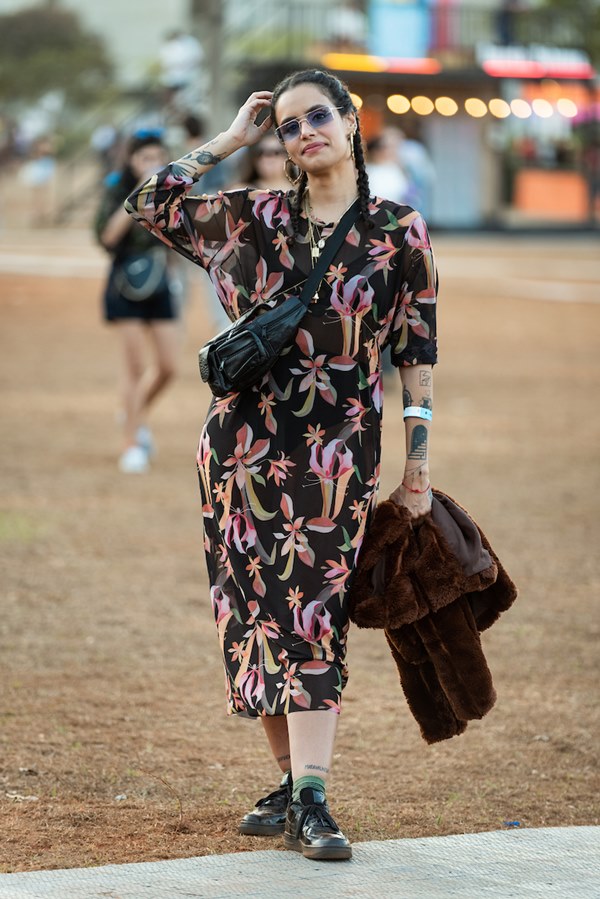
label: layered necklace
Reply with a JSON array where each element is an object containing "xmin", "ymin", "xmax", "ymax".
[{"xmin": 304, "ymin": 192, "xmax": 358, "ymax": 301}]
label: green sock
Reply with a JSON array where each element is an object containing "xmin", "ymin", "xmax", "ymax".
[{"xmin": 292, "ymin": 775, "xmax": 326, "ymax": 802}]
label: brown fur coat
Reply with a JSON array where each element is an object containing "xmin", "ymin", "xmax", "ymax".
[{"xmin": 347, "ymin": 490, "xmax": 518, "ymax": 744}]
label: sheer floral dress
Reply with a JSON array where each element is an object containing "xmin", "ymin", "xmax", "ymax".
[{"xmin": 125, "ymin": 166, "xmax": 438, "ymax": 717}]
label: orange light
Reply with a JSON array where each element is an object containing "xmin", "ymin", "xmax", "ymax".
[
  {"xmin": 435, "ymin": 96, "xmax": 458, "ymax": 116},
  {"xmin": 321, "ymin": 53, "xmax": 441, "ymax": 75},
  {"xmin": 511, "ymin": 99, "xmax": 532, "ymax": 119},
  {"xmin": 350, "ymin": 93, "xmax": 363, "ymax": 110},
  {"xmin": 387, "ymin": 94, "xmax": 411, "ymax": 115},
  {"xmin": 321, "ymin": 53, "xmax": 386, "ymax": 73},
  {"xmin": 412, "ymin": 96, "xmax": 434, "ymax": 116},
  {"xmin": 465, "ymin": 98, "xmax": 488, "ymax": 118},
  {"xmin": 489, "ymin": 98, "xmax": 511, "ymax": 118},
  {"xmin": 557, "ymin": 98, "xmax": 578, "ymax": 118}
]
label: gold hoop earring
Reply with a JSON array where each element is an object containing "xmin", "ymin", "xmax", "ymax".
[{"xmin": 284, "ymin": 157, "xmax": 302, "ymax": 186}]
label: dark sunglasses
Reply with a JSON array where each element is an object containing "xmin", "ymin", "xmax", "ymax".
[{"xmin": 275, "ymin": 106, "xmax": 344, "ymax": 143}]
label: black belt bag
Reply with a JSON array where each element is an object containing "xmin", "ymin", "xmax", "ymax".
[{"xmin": 198, "ymin": 200, "xmax": 360, "ymax": 397}]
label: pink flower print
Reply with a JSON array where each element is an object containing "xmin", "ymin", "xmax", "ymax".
[
  {"xmin": 344, "ymin": 396, "xmax": 368, "ymax": 433},
  {"xmin": 267, "ymin": 452, "xmax": 296, "ymax": 487},
  {"xmin": 258, "ymin": 391, "xmax": 277, "ymax": 435},
  {"xmin": 223, "ymin": 423, "xmax": 270, "ymax": 490},
  {"xmin": 246, "ymin": 556, "xmax": 266, "ymax": 598},
  {"xmin": 304, "ymin": 423, "xmax": 326, "ymax": 447},
  {"xmin": 325, "ymin": 262, "xmax": 348, "ymax": 285},
  {"xmin": 368, "ymin": 234, "xmax": 399, "ymax": 274},
  {"xmin": 272, "ymin": 231, "xmax": 294, "ymax": 270},
  {"xmin": 350, "ymin": 499, "xmax": 366, "ymax": 522},
  {"xmin": 210, "ymin": 585, "xmax": 231, "ymax": 625},
  {"xmin": 291, "ymin": 329, "xmax": 337, "ymax": 413},
  {"xmin": 322, "ymin": 555, "xmax": 352, "ymax": 596},
  {"xmin": 224, "ymin": 505, "xmax": 257, "ymax": 553},
  {"xmin": 228, "ymin": 641, "xmax": 245, "ymax": 663},
  {"xmin": 274, "ymin": 493, "xmax": 315, "ymax": 578},
  {"xmin": 238, "ymin": 666, "xmax": 265, "ymax": 708},
  {"xmin": 252, "ymin": 192, "xmax": 291, "ymax": 229},
  {"xmin": 405, "ymin": 214, "xmax": 431, "ymax": 251},
  {"xmin": 309, "ymin": 438, "xmax": 354, "ymax": 519},
  {"xmin": 287, "ymin": 586, "xmax": 304, "ymax": 610},
  {"xmin": 249, "ymin": 257, "xmax": 285, "ymax": 304},
  {"xmin": 213, "ymin": 481, "xmax": 227, "ymax": 504},
  {"xmin": 215, "ymin": 271, "xmax": 241, "ymax": 318},
  {"xmin": 292, "ymin": 600, "xmax": 333, "ymax": 644}
]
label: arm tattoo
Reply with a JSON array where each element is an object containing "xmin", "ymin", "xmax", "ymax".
[
  {"xmin": 421, "ymin": 395, "xmax": 432, "ymax": 410},
  {"xmin": 304, "ymin": 764, "xmax": 329, "ymax": 773},
  {"xmin": 419, "ymin": 370, "xmax": 432, "ymax": 387},
  {"xmin": 188, "ymin": 148, "xmax": 225, "ymax": 167},
  {"xmin": 408, "ymin": 425, "xmax": 428, "ymax": 460},
  {"xmin": 277, "ymin": 754, "xmax": 291, "ymax": 763},
  {"xmin": 402, "ymin": 386, "xmax": 413, "ymax": 409}
]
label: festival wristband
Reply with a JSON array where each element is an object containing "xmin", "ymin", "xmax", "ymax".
[{"xmin": 403, "ymin": 406, "xmax": 433, "ymax": 421}]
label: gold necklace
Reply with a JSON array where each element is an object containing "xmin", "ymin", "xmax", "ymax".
[{"xmin": 304, "ymin": 192, "xmax": 357, "ymax": 301}]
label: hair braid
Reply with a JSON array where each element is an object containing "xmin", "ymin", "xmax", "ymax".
[
  {"xmin": 272, "ymin": 68, "xmax": 369, "ymax": 241},
  {"xmin": 353, "ymin": 124, "xmax": 373, "ymax": 230},
  {"xmin": 288, "ymin": 172, "xmax": 308, "ymax": 246}
]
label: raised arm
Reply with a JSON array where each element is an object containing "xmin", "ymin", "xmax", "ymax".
[{"xmin": 124, "ymin": 92, "xmax": 274, "ymax": 261}]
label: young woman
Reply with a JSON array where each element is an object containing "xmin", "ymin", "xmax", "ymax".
[
  {"xmin": 96, "ymin": 132, "xmax": 181, "ymax": 473},
  {"xmin": 125, "ymin": 70, "xmax": 437, "ymax": 861}
]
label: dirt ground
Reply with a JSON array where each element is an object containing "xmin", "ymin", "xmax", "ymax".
[{"xmin": 1, "ymin": 231, "xmax": 598, "ymax": 873}]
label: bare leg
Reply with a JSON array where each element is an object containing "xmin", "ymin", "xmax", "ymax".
[
  {"xmin": 261, "ymin": 716, "xmax": 291, "ymax": 773},
  {"xmin": 140, "ymin": 320, "xmax": 180, "ymax": 412},
  {"xmin": 118, "ymin": 321, "xmax": 147, "ymax": 448},
  {"xmin": 287, "ymin": 709, "xmax": 339, "ymax": 787}
]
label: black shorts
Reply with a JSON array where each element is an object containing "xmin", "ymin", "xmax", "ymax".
[{"xmin": 102, "ymin": 264, "xmax": 179, "ymax": 323}]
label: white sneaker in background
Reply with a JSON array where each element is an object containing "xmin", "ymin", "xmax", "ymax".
[
  {"xmin": 136, "ymin": 426, "xmax": 156, "ymax": 458},
  {"xmin": 118, "ymin": 445, "xmax": 149, "ymax": 474}
]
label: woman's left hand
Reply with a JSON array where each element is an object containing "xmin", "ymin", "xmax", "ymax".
[{"xmin": 389, "ymin": 482, "xmax": 433, "ymax": 520}]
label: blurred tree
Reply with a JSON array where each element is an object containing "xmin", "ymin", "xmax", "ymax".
[
  {"xmin": 0, "ymin": 4, "xmax": 112, "ymax": 105},
  {"xmin": 538, "ymin": 0, "xmax": 600, "ymax": 65}
]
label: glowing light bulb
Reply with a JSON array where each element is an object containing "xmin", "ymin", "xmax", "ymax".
[
  {"xmin": 411, "ymin": 96, "xmax": 434, "ymax": 116},
  {"xmin": 465, "ymin": 98, "xmax": 488, "ymax": 118},
  {"xmin": 511, "ymin": 99, "xmax": 532, "ymax": 119},
  {"xmin": 350, "ymin": 93, "xmax": 363, "ymax": 110},
  {"xmin": 435, "ymin": 97, "xmax": 458, "ymax": 116},
  {"xmin": 387, "ymin": 94, "xmax": 410, "ymax": 114},
  {"xmin": 557, "ymin": 98, "xmax": 578, "ymax": 118},
  {"xmin": 489, "ymin": 98, "xmax": 511, "ymax": 118},
  {"xmin": 532, "ymin": 98, "xmax": 553, "ymax": 118}
]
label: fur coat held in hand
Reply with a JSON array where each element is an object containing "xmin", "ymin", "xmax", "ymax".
[{"xmin": 347, "ymin": 490, "xmax": 518, "ymax": 744}]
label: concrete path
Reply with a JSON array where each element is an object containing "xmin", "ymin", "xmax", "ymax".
[{"xmin": 1, "ymin": 827, "xmax": 598, "ymax": 899}]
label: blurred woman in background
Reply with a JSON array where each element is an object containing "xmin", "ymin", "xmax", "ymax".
[{"xmin": 95, "ymin": 131, "xmax": 181, "ymax": 474}]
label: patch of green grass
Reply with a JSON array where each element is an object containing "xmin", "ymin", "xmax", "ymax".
[{"xmin": 0, "ymin": 511, "xmax": 44, "ymax": 543}]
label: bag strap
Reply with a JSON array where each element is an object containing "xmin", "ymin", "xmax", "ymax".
[{"xmin": 299, "ymin": 199, "xmax": 361, "ymax": 308}]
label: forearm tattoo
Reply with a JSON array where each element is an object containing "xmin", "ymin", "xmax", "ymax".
[
  {"xmin": 277, "ymin": 754, "xmax": 291, "ymax": 764},
  {"xmin": 403, "ymin": 386, "xmax": 412, "ymax": 408},
  {"xmin": 419, "ymin": 370, "xmax": 432, "ymax": 387},
  {"xmin": 408, "ymin": 424, "xmax": 428, "ymax": 460},
  {"xmin": 186, "ymin": 147, "xmax": 225, "ymax": 167}
]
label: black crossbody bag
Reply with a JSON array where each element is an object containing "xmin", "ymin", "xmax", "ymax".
[{"xmin": 198, "ymin": 199, "xmax": 360, "ymax": 397}]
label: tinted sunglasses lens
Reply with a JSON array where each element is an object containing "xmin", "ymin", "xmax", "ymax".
[
  {"xmin": 307, "ymin": 107, "xmax": 334, "ymax": 128},
  {"xmin": 279, "ymin": 121, "xmax": 300, "ymax": 141},
  {"xmin": 278, "ymin": 107, "xmax": 334, "ymax": 142}
]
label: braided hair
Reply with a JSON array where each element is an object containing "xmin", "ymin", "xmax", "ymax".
[{"xmin": 271, "ymin": 69, "xmax": 372, "ymax": 243}]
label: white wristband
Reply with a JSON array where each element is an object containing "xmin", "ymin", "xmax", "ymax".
[{"xmin": 403, "ymin": 406, "xmax": 433, "ymax": 421}]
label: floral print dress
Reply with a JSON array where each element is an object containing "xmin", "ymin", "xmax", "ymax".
[{"xmin": 125, "ymin": 167, "xmax": 438, "ymax": 717}]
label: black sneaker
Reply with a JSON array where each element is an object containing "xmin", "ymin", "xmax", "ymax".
[
  {"xmin": 239, "ymin": 771, "xmax": 293, "ymax": 836},
  {"xmin": 284, "ymin": 787, "xmax": 352, "ymax": 860}
]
